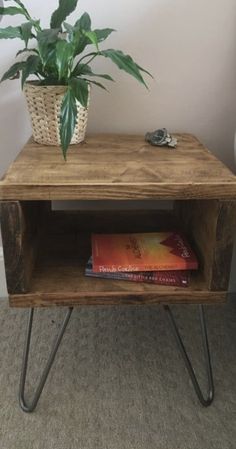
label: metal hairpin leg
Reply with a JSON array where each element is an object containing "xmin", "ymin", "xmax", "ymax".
[
  {"xmin": 19, "ymin": 307, "xmax": 73, "ymax": 413},
  {"xmin": 164, "ymin": 305, "xmax": 214, "ymax": 407}
]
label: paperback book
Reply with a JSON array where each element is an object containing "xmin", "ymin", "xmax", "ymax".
[
  {"xmin": 85, "ymin": 257, "xmax": 190, "ymax": 287},
  {"xmin": 92, "ymin": 232, "xmax": 198, "ymax": 273}
]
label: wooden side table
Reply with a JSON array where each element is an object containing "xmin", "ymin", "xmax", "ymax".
[{"xmin": 1, "ymin": 133, "xmax": 236, "ymax": 412}]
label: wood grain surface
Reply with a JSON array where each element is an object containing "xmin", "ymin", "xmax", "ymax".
[
  {"xmin": 10, "ymin": 290, "xmax": 226, "ymax": 308},
  {"xmin": 9, "ymin": 217, "xmax": 227, "ymax": 307},
  {"xmin": 1, "ymin": 134, "xmax": 236, "ymax": 200},
  {"xmin": 0, "ymin": 201, "xmax": 48, "ymax": 293},
  {"xmin": 9, "ymin": 231, "xmax": 226, "ymax": 307},
  {"xmin": 2, "ymin": 207, "xmax": 178, "ymax": 297},
  {"xmin": 175, "ymin": 200, "xmax": 236, "ymax": 291}
]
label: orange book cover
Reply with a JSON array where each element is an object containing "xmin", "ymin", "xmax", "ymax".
[{"xmin": 92, "ymin": 232, "xmax": 198, "ymax": 273}]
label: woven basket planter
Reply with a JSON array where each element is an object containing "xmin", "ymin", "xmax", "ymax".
[{"xmin": 24, "ymin": 82, "xmax": 89, "ymax": 146}]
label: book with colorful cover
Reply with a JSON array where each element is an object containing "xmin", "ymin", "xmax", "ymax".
[
  {"xmin": 92, "ymin": 232, "xmax": 198, "ymax": 273},
  {"xmin": 85, "ymin": 257, "xmax": 190, "ymax": 287}
]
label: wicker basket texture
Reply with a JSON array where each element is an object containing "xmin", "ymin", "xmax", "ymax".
[{"xmin": 24, "ymin": 83, "xmax": 89, "ymax": 146}]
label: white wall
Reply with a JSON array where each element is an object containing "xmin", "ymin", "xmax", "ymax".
[{"xmin": 1, "ymin": 0, "xmax": 236, "ymax": 295}]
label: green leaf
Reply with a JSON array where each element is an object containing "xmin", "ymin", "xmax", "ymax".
[
  {"xmin": 0, "ymin": 6, "xmax": 25, "ymax": 16},
  {"xmin": 21, "ymin": 54, "xmax": 41, "ymax": 88},
  {"xmin": 72, "ymin": 63, "xmax": 93, "ymax": 76},
  {"xmin": 60, "ymin": 87, "xmax": 77, "ymax": 159},
  {"xmin": 0, "ymin": 26, "xmax": 22, "ymax": 39},
  {"xmin": 8, "ymin": 0, "xmax": 31, "ymax": 19},
  {"xmin": 16, "ymin": 48, "xmax": 38, "ymax": 57},
  {"xmin": 75, "ymin": 12, "xmax": 91, "ymax": 31},
  {"xmin": 100, "ymin": 49, "xmax": 148, "ymax": 87},
  {"xmin": 37, "ymin": 28, "xmax": 60, "ymax": 45},
  {"xmin": 50, "ymin": 0, "xmax": 78, "ymax": 29},
  {"xmin": 63, "ymin": 22, "xmax": 74, "ymax": 33},
  {"xmin": 90, "ymin": 73, "xmax": 114, "ymax": 81},
  {"xmin": 37, "ymin": 77, "xmax": 60, "ymax": 86},
  {"xmin": 5, "ymin": 1, "xmax": 41, "ymax": 31},
  {"xmin": 20, "ymin": 22, "xmax": 33, "ymax": 47},
  {"xmin": 63, "ymin": 22, "xmax": 82, "ymax": 51},
  {"xmin": 137, "ymin": 64, "xmax": 153, "ymax": 79},
  {"xmin": 37, "ymin": 28, "xmax": 60, "ymax": 65},
  {"xmin": 30, "ymin": 19, "xmax": 41, "ymax": 32},
  {"xmin": 85, "ymin": 79, "xmax": 107, "ymax": 91},
  {"xmin": 1, "ymin": 61, "xmax": 25, "ymax": 82},
  {"xmin": 72, "ymin": 12, "xmax": 93, "ymax": 54},
  {"xmin": 94, "ymin": 28, "xmax": 115, "ymax": 42},
  {"xmin": 56, "ymin": 40, "xmax": 74, "ymax": 81},
  {"xmin": 69, "ymin": 77, "xmax": 89, "ymax": 108},
  {"xmin": 83, "ymin": 31, "xmax": 98, "ymax": 50},
  {"xmin": 74, "ymin": 34, "xmax": 89, "ymax": 55},
  {"xmin": 74, "ymin": 64, "xmax": 114, "ymax": 81}
]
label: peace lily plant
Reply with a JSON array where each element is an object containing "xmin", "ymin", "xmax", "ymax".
[{"xmin": 0, "ymin": 0, "xmax": 152, "ymax": 159}]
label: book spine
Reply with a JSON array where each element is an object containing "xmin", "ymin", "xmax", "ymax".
[
  {"xmin": 93, "ymin": 262, "xmax": 197, "ymax": 273},
  {"xmin": 85, "ymin": 271, "xmax": 189, "ymax": 287}
]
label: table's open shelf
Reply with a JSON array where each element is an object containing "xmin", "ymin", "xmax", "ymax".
[
  {"xmin": 12, "ymin": 231, "xmax": 220, "ymax": 307},
  {"xmin": 2, "ymin": 204, "xmax": 231, "ymax": 307}
]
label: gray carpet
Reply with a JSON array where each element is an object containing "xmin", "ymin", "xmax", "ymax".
[{"xmin": 0, "ymin": 299, "xmax": 236, "ymax": 449}]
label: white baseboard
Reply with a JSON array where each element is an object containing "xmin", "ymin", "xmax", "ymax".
[{"xmin": 0, "ymin": 247, "xmax": 7, "ymax": 298}]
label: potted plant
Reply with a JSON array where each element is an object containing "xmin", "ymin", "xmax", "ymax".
[{"xmin": 0, "ymin": 0, "xmax": 151, "ymax": 159}]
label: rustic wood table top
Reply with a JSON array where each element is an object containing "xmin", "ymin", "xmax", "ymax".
[{"xmin": 1, "ymin": 133, "xmax": 236, "ymax": 201}]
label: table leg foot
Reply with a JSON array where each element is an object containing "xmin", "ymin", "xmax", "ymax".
[
  {"xmin": 163, "ymin": 305, "xmax": 214, "ymax": 407},
  {"xmin": 19, "ymin": 307, "xmax": 73, "ymax": 413}
]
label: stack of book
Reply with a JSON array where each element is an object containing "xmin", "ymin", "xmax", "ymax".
[{"xmin": 85, "ymin": 232, "xmax": 198, "ymax": 287}]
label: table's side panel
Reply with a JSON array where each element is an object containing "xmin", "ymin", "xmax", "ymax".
[
  {"xmin": 211, "ymin": 201, "xmax": 236, "ymax": 290},
  {"xmin": 175, "ymin": 200, "xmax": 236, "ymax": 291},
  {"xmin": 0, "ymin": 201, "xmax": 50, "ymax": 294}
]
